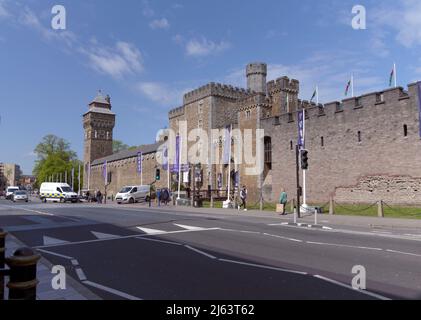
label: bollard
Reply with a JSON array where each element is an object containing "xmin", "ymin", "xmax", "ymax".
[
  {"xmin": 0, "ymin": 228, "xmax": 7, "ymax": 300},
  {"xmin": 291, "ymin": 199, "xmax": 295, "ymax": 214},
  {"xmin": 6, "ymin": 248, "xmax": 41, "ymax": 300},
  {"xmin": 329, "ymin": 197, "xmax": 335, "ymax": 215},
  {"xmin": 378, "ymin": 200, "xmax": 384, "ymax": 218}
]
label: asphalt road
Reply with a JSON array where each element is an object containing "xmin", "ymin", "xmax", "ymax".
[{"xmin": 1, "ymin": 199, "xmax": 421, "ymax": 300}]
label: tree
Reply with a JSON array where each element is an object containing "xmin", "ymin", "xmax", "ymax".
[
  {"xmin": 113, "ymin": 140, "xmax": 130, "ymax": 153},
  {"xmin": 32, "ymin": 135, "xmax": 82, "ymax": 190}
]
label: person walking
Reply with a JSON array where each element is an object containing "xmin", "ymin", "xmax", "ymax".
[
  {"xmin": 97, "ymin": 190, "xmax": 102, "ymax": 204},
  {"xmin": 279, "ymin": 189, "xmax": 288, "ymax": 215},
  {"xmin": 240, "ymin": 186, "xmax": 248, "ymax": 211}
]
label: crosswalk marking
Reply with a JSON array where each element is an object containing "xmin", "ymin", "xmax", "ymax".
[
  {"xmin": 43, "ymin": 236, "xmax": 70, "ymax": 246},
  {"xmin": 91, "ymin": 231, "xmax": 120, "ymax": 239},
  {"xmin": 174, "ymin": 224, "xmax": 208, "ymax": 231}
]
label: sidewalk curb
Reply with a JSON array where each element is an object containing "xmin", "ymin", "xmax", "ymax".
[{"xmin": 5, "ymin": 233, "xmax": 101, "ymax": 300}]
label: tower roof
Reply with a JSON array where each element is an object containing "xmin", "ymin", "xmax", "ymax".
[
  {"xmin": 89, "ymin": 90, "xmax": 111, "ymax": 106},
  {"xmin": 84, "ymin": 91, "xmax": 115, "ymax": 116}
]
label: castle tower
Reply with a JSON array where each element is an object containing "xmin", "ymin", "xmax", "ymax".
[
  {"xmin": 83, "ymin": 91, "xmax": 115, "ymax": 172},
  {"xmin": 246, "ymin": 63, "xmax": 267, "ymax": 94}
]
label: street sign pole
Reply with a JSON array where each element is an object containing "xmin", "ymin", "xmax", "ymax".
[{"xmin": 296, "ymin": 145, "xmax": 301, "ymax": 219}]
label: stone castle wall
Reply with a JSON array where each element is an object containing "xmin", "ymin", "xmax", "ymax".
[{"xmin": 262, "ymin": 83, "xmax": 421, "ymax": 204}]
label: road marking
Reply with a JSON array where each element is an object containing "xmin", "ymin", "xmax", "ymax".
[
  {"xmin": 34, "ymin": 228, "xmax": 221, "ymax": 249},
  {"xmin": 137, "ymin": 227, "xmax": 167, "ymax": 235},
  {"xmin": 75, "ymin": 268, "xmax": 87, "ymax": 281},
  {"xmin": 82, "ymin": 280, "xmax": 143, "ymax": 300},
  {"xmin": 43, "ymin": 236, "xmax": 70, "ymax": 246},
  {"xmin": 185, "ymin": 245, "xmax": 217, "ymax": 259},
  {"xmin": 91, "ymin": 231, "xmax": 120, "ymax": 239},
  {"xmin": 306, "ymin": 241, "xmax": 383, "ymax": 251},
  {"xmin": 36, "ymin": 248, "xmax": 74, "ymax": 260},
  {"xmin": 136, "ymin": 237, "xmax": 183, "ymax": 246},
  {"xmin": 386, "ymin": 249, "xmax": 421, "ymax": 258},
  {"xmin": 313, "ymin": 275, "xmax": 391, "ymax": 300},
  {"xmin": 219, "ymin": 228, "xmax": 261, "ymax": 235},
  {"xmin": 263, "ymin": 233, "xmax": 303, "ymax": 243},
  {"xmin": 0, "ymin": 204, "xmax": 55, "ymax": 216},
  {"xmin": 174, "ymin": 224, "xmax": 209, "ymax": 231},
  {"xmin": 219, "ymin": 258, "xmax": 308, "ymax": 275}
]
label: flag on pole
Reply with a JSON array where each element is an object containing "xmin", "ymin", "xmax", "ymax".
[
  {"xmin": 345, "ymin": 79, "xmax": 352, "ymax": 96},
  {"xmin": 171, "ymin": 136, "xmax": 180, "ymax": 173},
  {"xmin": 223, "ymin": 125, "xmax": 231, "ymax": 165},
  {"xmin": 389, "ymin": 67, "xmax": 395, "ymax": 87},
  {"xmin": 310, "ymin": 88, "xmax": 317, "ymax": 103},
  {"xmin": 102, "ymin": 161, "xmax": 107, "ymax": 184},
  {"xmin": 137, "ymin": 152, "xmax": 142, "ymax": 174}
]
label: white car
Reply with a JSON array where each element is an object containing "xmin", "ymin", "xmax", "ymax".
[
  {"xmin": 39, "ymin": 183, "xmax": 79, "ymax": 203},
  {"xmin": 6, "ymin": 187, "xmax": 19, "ymax": 200},
  {"xmin": 116, "ymin": 185, "xmax": 150, "ymax": 204},
  {"xmin": 12, "ymin": 190, "xmax": 29, "ymax": 202}
]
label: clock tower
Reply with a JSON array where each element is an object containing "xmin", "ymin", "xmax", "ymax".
[{"xmin": 83, "ymin": 91, "xmax": 115, "ymax": 183}]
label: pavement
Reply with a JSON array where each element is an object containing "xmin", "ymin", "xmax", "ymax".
[{"xmin": 1, "ymin": 198, "xmax": 421, "ymax": 300}]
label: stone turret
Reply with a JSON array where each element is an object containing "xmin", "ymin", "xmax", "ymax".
[{"xmin": 246, "ymin": 63, "xmax": 267, "ymax": 94}]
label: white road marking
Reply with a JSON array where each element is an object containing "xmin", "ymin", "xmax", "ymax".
[
  {"xmin": 36, "ymin": 248, "xmax": 74, "ymax": 260},
  {"xmin": 136, "ymin": 237, "xmax": 183, "ymax": 246},
  {"xmin": 82, "ymin": 280, "xmax": 143, "ymax": 300},
  {"xmin": 0, "ymin": 204, "xmax": 55, "ymax": 216},
  {"xmin": 386, "ymin": 249, "xmax": 421, "ymax": 258},
  {"xmin": 185, "ymin": 245, "xmax": 217, "ymax": 259},
  {"xmin": 263, "ymin": 233, "xmax": 303, "ymax": 243},
  {"xmin": 219, "ymin": 259, "xmax": 308, "ymax": 275},
  {"xmin": 174, "ymin": 224, "xmax": 209, "ymax": 231},
  {"xmin": 43, "ymin": 236, "xmax": 70, "ymax": 246},
  {"xmin": 91, "ymin": 231, "xmax": 120, "ymax": 239},
  {"xmin": 306, "ymin": 241, "xmax": 383, "ymax": 251},
  {"xmin": 75, "ymin": 268, "xmax": 87, "ymax": 281},
  {"xmin": 313, "ymin": 275, "xmax": 391, "ymax": 300},
  {"xmin": 136, "ymin": 227, "xmax": 167, "ymax": 235}
]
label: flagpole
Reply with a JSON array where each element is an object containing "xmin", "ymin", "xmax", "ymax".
[
  {"xmin": 141, "ymin": 154, "xmax": 143, "ymax": 186},
  {"xmin": 302, "ymin": 108, "xmax": 307, "ymax": 209},
  {"xmin": 78, "ymin": 164, "xmax": 81, "ymax": 195},
  {"xmin": 227, "ymin": 124, "xmax": 233, "ymax": 203},
  {"xmin": 394, "ymin": 63, "xmax": 397, "ymax": 88},
  {"xmin": 177, "ymin": 136, "xmax": 182, "ymax": 201},
  {"xmin": 167, "ymin": 146, "xmax": 170, "ymax": 192}
]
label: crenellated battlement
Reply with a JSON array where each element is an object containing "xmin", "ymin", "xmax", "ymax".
[
  {"xmin": 183, "ymin": 82, "xmax": 253, "ymax": 105},
  {"xmin": 267, "ymin": 76, "xmax": 300, "ymax": 94},
  {"xmin": 168, "ymin": 105, "xmax": 185, "ymax": 119}
]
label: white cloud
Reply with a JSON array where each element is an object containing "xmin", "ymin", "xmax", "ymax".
[
  {"xmin": 149, "ymin": 18, "xmax": 170, "ymax": 30},
  {"xmin": 372, "ymin": 0, "xmax": 421, "ymax": 48},
  {"xmin": 185, "ymin": 37, "xmax": 231, "ymax": 57},
  {"xmin": 142, "ymin": 0, "xmax": 155, "ymax": 17},
  {"xmin": 81, "ymin": 41, "xmax": 144, "ymax": 78},
  {"xmin": 225, "ymin": 51, "xmax": 384, "ymax": 103},
  {"xmin": 0, "ymin": 0, "xmax": 10, "ymax": 18},
  {"xmin": 135, "ymin": 82, "xmax": 190, "ymax": 106}
]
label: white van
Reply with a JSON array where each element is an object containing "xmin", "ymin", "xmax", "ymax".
[
  {"xmin": 116, "ymin": 185, "xmax": 150, "ymax": 204},
  {"xmin": 39, "ymin": 183, "xmax": 79, "ymax": 203},
  {"xmin": 6, "ymin": 186, "xmax": 20, "ymax": 200}
]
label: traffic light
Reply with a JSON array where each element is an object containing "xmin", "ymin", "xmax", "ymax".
[
  {"xmin": 155, "ymin": 169, "xmax": 161, "ymax": 181},
  {"xmin": 301, "ymin": 149, "xmax": 309, "ymax": 170}
]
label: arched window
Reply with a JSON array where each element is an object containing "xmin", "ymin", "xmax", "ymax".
[
  {"xmin": 321, "ymin": 136, "xmax": 324, "ymax": 147},
  {"xmin": 358, "ymin": 131, "xmax": 362, "ymax": 143},
  {"xmin": 404, "ymin": 124, "xmax": 408, "ymax": 137},
  {"xmin": 264, "ymin": 137, "xmax": 272, "ymax": 169}
]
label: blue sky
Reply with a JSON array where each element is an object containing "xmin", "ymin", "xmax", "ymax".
[{"xmin": 0, "ymin": 0, "xmax": 420, "ymax": 174}]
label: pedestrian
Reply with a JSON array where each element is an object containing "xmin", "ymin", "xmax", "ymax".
[
  {"xmin": 157, "ymin": 189, "xmax": 161, "ymax": 207},
  {"xmin": 97, "ymin": 190, "xmax": 102, "ymax": 204},
  {"xmin": 240, "ymin": 186, "xmax": 248, "ymax": 211},
  {"xmin": 279, "ymin": 189, "xmax": 288, "ymax": 215}
]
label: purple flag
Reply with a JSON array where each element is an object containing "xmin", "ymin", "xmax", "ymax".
[
  {"xmin": 137, "ymin": 152, "xmax": 142, "ymax": 174},
  {"xmin": 297, "ymin": 110, "xmax": 304, "ymax": 149},
  {"xmin": 102, "ymin": 161, "xmax": 107, "ymax": 183},
  {"xmin": 223, "ymin": 125, "xmax": 231, "ymax": 164},
  {"xmin": 162, "ymin": 147, "xmax": 168, "ymax": 171},
  {"xmin": 418, "ymin": 82, "xmax": 421, "ymax": 138},
  {"xmin": 171, "ymin": 135, "xmax": 180, "ymax": 173}
]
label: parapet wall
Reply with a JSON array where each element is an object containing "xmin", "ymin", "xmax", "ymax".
[
  {"xmin": 183, "ymin": 82, "xmax": 253, "ymax": 105},
  {"xmin": 267, "ymin": 76, "xmax": 300, "ymax": 94}
]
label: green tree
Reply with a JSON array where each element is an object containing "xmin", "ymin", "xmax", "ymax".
[
  {"xmin": 33, "ymin": 135, "xmax": 82, "ymax": 190},
  {"xmin": 113, "ymin": 140, "xmax": 129, "ymax": 153}
]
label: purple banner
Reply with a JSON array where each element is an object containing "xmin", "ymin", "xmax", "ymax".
[
  {"xmin": 137, "ymin": 152, "xmax": 142, "ymax": 174},
  {"xmin": 418, "ymin": 82, "xmax": 421, "ymax": 138},
  {"xmin": 297, "ymin": 110, "xmax": 304, "ymax": 149},
  {"xmin": 162, "ymin": 147, "xmax": 168, "ymax": 171},
  {"xmin": 171, "ymin": 136, "xmax": 180, "ymax": 173},
  {"xmin": 223, "ymin": 125, "xmax": 231, "ymax": 164}
]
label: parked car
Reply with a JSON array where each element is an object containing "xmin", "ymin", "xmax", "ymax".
[
  {"xmin": 116, "ymin": 185, "xmax": 151, "ymax": 204},
  {"xmin": 6, "ymin": 187, "xmax": 20, "ymax": 200},
  {"xmin": 12, "ymin": 190, "xmax": 29, "ymax": 202}
]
